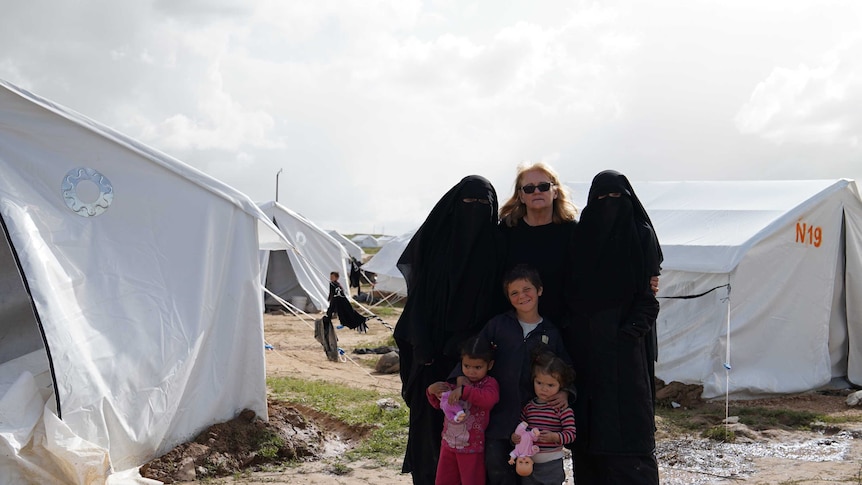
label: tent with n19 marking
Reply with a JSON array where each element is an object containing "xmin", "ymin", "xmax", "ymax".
[{"xmin": 566, "ymin": 179, "xmax": 862, "ymax": 400}]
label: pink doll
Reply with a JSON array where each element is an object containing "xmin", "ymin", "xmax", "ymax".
[
  {"xmin": 440, "ymin": 390, "xmax": 467, "ymax": 423},
  {"xmin": 509, "ymin": 421, "xmax": 540, "ymax": 477}
]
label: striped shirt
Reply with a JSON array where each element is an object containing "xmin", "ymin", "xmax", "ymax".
[{"xmin": 520, "ymin": 398, "xmax": 576, "ymax": 462}]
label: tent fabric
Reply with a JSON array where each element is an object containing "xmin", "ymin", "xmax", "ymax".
[
  {"xmin": 362, "ymin": 230, "xmax": 415, "ymax": 297},
  {"xmin": 351, "ymin": 234, "xmax": 379, "ymax": 248},
  {"xmin": 0, "ymin": 78, "xmax": 284, "ymax": 483},
  {"xmin": 568, "ymin": 179, "xmax": 862, "ymax": 399},
  {"xmin": 258, "ymin": 201, "xmax": 350, "ymax": 312},
  {"xmin": 326, "ymin": 230, "xmax": 364, "ymax": 261}
]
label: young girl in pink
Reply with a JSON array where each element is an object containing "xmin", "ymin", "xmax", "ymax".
[{"xmin": 427, "ymin": 336, "xmax": 500, "ymax": 485}]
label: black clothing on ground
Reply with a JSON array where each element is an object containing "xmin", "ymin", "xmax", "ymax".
[
  {"xmin": 565, "ymin": 170, "xmax": 663, "ymax": 484},
  {"xmin": 393, "ymin": 175, "xmax": 506, "ymax": 484},
  {"xmin": 500, "ymin": 219, "xmax": 577, "ymax": 326}
]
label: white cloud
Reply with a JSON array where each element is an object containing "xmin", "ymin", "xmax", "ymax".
[
  {"xmin": 736, "ymin": 34, "xmax": 862, "ymax": 147},
  {"xmin": 4, "ymin": 0, "xmax": 862, "ymax": 235}
]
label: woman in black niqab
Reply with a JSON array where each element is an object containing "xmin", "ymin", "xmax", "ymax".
[
  {"xmin": 394, "ymin": 175, "xmax": 506, "ymax": 485},
  {"xmin": 565, "ymin": 170, "xmax": 663, "ymax": 485}
]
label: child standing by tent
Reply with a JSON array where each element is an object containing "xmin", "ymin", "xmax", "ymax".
[
  {"xmin": 427, "ymin": 336, "xmax": 500, "ymax": 485},
  {"xmin": 511, "ymin": 351, "xmax": 576, "ymax": 484}
]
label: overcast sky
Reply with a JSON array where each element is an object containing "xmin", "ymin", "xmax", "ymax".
[{"xmin": 3, "ymin": 0, "xmax": 861, "ymax": 236}]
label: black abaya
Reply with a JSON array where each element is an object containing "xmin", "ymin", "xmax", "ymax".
[
  {"xmin": 393, "ymin": 175, "xmax": 506, "ymax": 484},
  {"xmin": 565, "ymin": 170, "xmax": 663, "ymax": 484}
]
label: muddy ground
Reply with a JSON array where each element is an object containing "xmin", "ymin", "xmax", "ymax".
[{"xmin": 142, "ymin": 308, "xmax": 862, "ymax": 484}]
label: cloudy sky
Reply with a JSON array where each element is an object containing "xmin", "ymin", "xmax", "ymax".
[{"xmin": 2, "ymin": 0, "xmax": 861, "ymax": 236}]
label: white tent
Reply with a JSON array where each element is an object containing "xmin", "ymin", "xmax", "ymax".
[
  {"xmin": 0, "ymin": 79, "xmax": 289, "ymax": 484},
  {"xmin": 567, "ymin": 179, "xmax": 862, "ymax": 399},
  {"xmin": 259, "ymin": 202, "xmax": 350, "ymax": 312},
  {"xmin": 326, "ymin": 229, "xmax": 365, "ymax": 261},
  {"xmin": 362, "ymin": 229, "xmax": 415, "ymax": 297},
  {"xmin": 351, "ymin": 234, "xmax": 379, "ymax": 248}
]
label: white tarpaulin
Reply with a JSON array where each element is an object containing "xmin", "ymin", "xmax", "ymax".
[
  {"xmin": 568, "ymin": 179, "xmax": 862, "ymax": 399},
  {"xmin": 0, "ymin": 79, "xmax": 287, "ymax": 484},
  {"xmin": 258, "ymin": 201, "xmax": 350, "ymax": 312},
  {"xmin": 326, "ymin": 230, "xmax": 364, "ymax": 261},
  {"xmin": 362, "ymin": 230, "xmax": 415, "ymax": 297}
]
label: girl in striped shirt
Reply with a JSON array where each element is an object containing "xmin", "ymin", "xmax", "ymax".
[{"xmin": 512, "ymin": 351, "xmax": 576, "ymax": 484}]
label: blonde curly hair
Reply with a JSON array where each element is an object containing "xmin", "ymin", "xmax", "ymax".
[{"xmin": 499, "ymin": 162, "xmax": 578, "ymax": 227}]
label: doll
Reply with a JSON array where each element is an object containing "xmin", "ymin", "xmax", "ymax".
[
  {"xmin": 509, "ymin": 421, "xmax": 540, "ymax": 476},
  {"xmin": 440, "ymin": 390, "xmax": 467, "ymax": 423}
]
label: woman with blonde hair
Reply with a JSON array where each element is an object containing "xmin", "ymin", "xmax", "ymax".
[
  {"xmin": 500, "ymin": 161, "xmax": 578, "ymax": 228},
  {"xmin": 499, "ymin": 162, "xmax": 579, "ymax": 328}
]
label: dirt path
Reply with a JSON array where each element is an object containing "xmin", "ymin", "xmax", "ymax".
[{"xmin": 168, "ymin": 311, "xmax": 862, "ymax": 485}]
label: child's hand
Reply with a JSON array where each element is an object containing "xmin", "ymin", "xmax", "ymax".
[
  {"xmin": 511, "ymin": 432, "xmax": 521, "ymax": 444},
  {"xmin": 427, "ymin": 381, "xmax": 450, "ymax": 398},
  {"xmin": 447, "ymin": 386, "xmax": 463, "ymax": 404},
  {"xmin": 538, "ymin": 430, "xmax": 560, "ymax": 443},
  {"xmin": 455, "ymin": 376, "xmax": 470, "ymax": 387}
]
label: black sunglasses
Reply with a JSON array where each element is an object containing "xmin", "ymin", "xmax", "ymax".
[{"xmin": 520, "ymin": 182, "xmax": 554, "ymax": 194}]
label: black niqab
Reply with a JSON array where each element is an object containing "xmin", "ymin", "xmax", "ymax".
[
  {"xmin": 574, "ymin": 170, "xmax": 662, "ymax": 309},
  {"xmin": 395, "ymin": 174, "xmax": 504, "ymax": 363}
]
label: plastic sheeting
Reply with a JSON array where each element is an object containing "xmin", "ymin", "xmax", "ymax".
[
  {"xmin": 0, "ymin": 79, "xmax": 285, "ymax": 483},
  {"xmin": 362, "ymin": 229, "xmax": 414, "ymax": 297}
]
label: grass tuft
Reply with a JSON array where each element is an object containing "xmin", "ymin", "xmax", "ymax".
[{"xmin": 267, "ymin": 376, "xmax": 409, "ymax": 461}]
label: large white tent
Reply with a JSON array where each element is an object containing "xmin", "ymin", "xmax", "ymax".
[
  {"xmin": 326, "ymin": 229, "xmax": 364, "ymax": 261},
  {"xmin": 259, "ymin": 202, "xmax": 350, "ymax": 313},
  {"xmin": 568, "ymin": 179, "xmax": 862, "ymax": 399},
  {"xmin": 0, "ymin": 79, "xmax": 289, "ymax": 484},
  {"xmin": 362, "ymin": 229, "xmax": 414, "ymax": 297}
]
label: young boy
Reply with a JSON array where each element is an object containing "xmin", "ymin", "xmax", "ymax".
[{"xmin": 453, "ymin": 264, "xmax": 573, "ymax": 485}]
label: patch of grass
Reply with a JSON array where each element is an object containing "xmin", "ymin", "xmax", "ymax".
[
  {"xmin": 369, "ymin": 306, "xmax": 400, "ymax": 317},
  {"xmin": 820, "ymin": 413, "xmax": 862, "ymax": 425},
  {"xmin": 267, "ymin": 376, "xmax": 409, "ymax": 460},
  {"xmin": 656, "ymin": 402, "xmax": 829, "ymax": 435},
  {"xmin": 256, "ymin": 430, "xmax": 285, "ymax": 460},
  {"xmin": 702, "ymin": 425, "xmax": 736, "ymax": 442},
  {"xmin": 734, "ymin": 407, "xmax": 822, "ymax": 430}
]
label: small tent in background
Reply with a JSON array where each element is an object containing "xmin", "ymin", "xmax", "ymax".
[
  {"xmin": 0, "ymin": 79, "xmax": 289, "ymax": 483},
  {"xmin": 568, "ymin": 179, "xmax": 862, "ymax": 399},
  {"xmin": 351, "ymin": 234, "xmax": 380, "ymax": 248},
  {"xmin": 327, "ymin": 229, "xmax": 365, "ymax": 261},
  {"xmin": 362, "ymin": 229, "xmax": 415, "ymax": 298},
  {"xmin": 258, "ymin": 202, "xmax": 350, "ymax": 313}
]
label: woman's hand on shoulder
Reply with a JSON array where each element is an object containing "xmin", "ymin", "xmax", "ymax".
[
  {"xmin": 548, "ymin": 390, "xmax": 569, "ymax": 410},
  {"xmin": 427, "ymin": 381, "xmax": 450, "ymax": 398}
]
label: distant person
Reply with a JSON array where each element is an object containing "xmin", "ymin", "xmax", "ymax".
[
  {"xmin": 458, "ymin": 264, "xmax": 572, "ymax": 485},
  {"xmin": 349, "ymin": 256, "xmax": 363, "ymax": 298},
  {"xmin": 326, "ymin": 271, "xmax": 368, "ymax": 332},
  {"xmin": 511, "ymin": 351, "xmax": 576, "ymax": 485},
  {"xmin": 427, "ymin": 336, "xmax": 500, "ymax": 485},
  {"xmin": 394, "ymin": 175, "xmax": 507, "ymax": 485},
  {"xmin": 327, "ymin": 271, "xmax": 343, "ymax": 304},
  {"xmin": 564, "ymin": 170, "xmax": 663, "ymax": 485}
]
